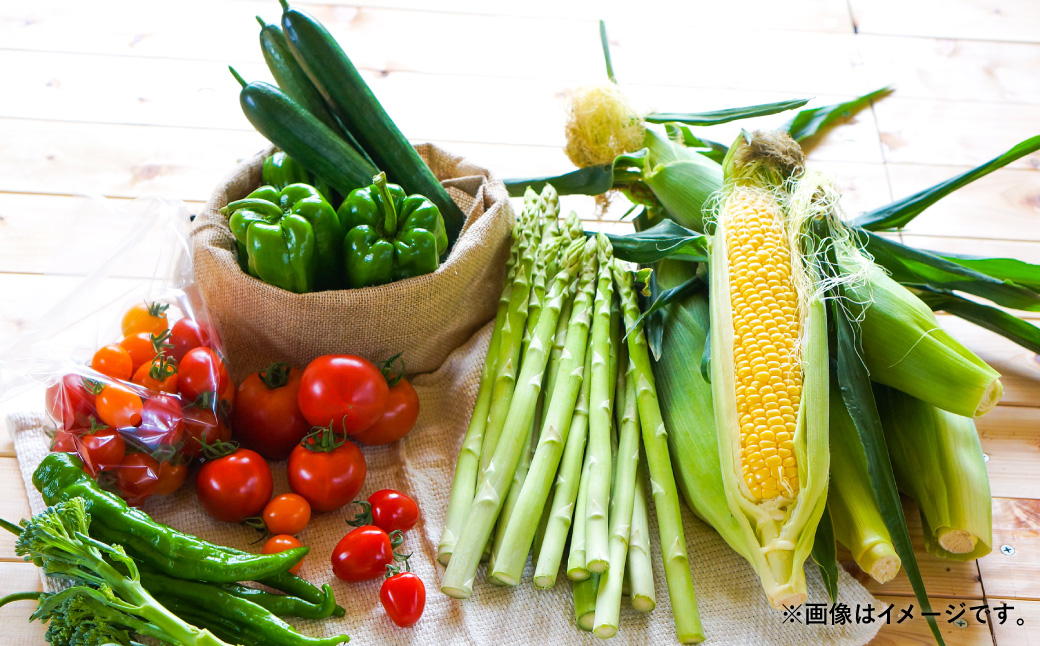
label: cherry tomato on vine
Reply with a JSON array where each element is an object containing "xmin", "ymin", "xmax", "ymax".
[
  {"xmin": 94, "ymin": 382, "xmax": 143, "ymax": 429},
  {"xmin": 136, "ymin": 394, "xmax": 184, "ymax": 449},
  {"xmin": 79, "ymin": 424, "xmax": 126, "ymax": 476},
  {"xmin": 234, "ymin": 362, "xmax": 310, "ymax": 460},
  {"xmin": 119, "ymin": 332, "xmax": 160, "ymax": 373},
  {"xmin": 181, "ymin": 408, "xmax": 230, "ymax": 459},
  {"xmin": 380, "ymin": 563, "xmax": 425, "ymax": 628},
  {"xmin": 122, "ymin": 301, "xmax": 169, "ymax": 337},
  {"xmin": 331, "ymin": 525, "xmax": 401, "ymax": 582},
  {"xmin": 366, "ymin": 490, "xmax": 419, "ymax": 534},
  {"xmin": 297, "ymin": 355, "xmax": 388, "ymax": 436},
  {"xmin": 154, "ymin": 461, "xmax": 188, "ymax": 496},
  {"xmin": 263, "ymin": 493, "xmax": 311, "ymax": 536},
  {"xmin": 50, "ymin": 428, "xmax": 80, "ymax": 453},
  {"xmin": 132, "ymin": 355, "xmax": 178, "ymax": 393},
  {"xmin": 91, "ymin": 344, "xmax": 133, "ymax": 381},
  {"xmin": 168, "ymin": 317, "xmax": 212, "ymax": 363},
  {"xmin": 262, "ymin": 534, "xmax": 305, "ymax": 575},
  {"xmin": 287, "ymin": 426, "xmax": 366, "ymax": 512},
  {"xmin": 116, "ymin": 452, "xmax": 160, "ymax": 502},
  {"xmin": 196, "ymin": 445, "xmax": 273, "ymax": 523},
  {"xmin": 178, "ymin": 347, "xmax": 229, "ymax": 402},
  {"xmin": 45, "ymin": 374, "xmax": 97, "ymax": 430}
]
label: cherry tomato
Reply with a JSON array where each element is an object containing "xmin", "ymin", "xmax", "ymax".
[
  {"xmin": 182, "ymin": 408, "xmax": 230, "ymax": 459},
  {"xmin": 116, "ymin": 452, "xmax": 160, "ymax": 501},
  {"xmin": 91, "ymin": 344, "xmax": 133, "ymax": 381},
  {"xmin": 331, "ymin": 525, "xmax": 397, "ymax": 582},
  {"xmin": 136, "ymin": 394, "xmax": 184, "ymax": 450},
  {"xmin": 367, "ymin": 490, "xmax": 419, "ymax": 534},
  {"xmin": 234, "ymin": 363, "xmax": 310, "ymax": 460},
  {"xmin": 352, "ymin": 377, "xmax": 419, "ymax": 446},
  {"xmin": 45, "ymin": 375, "xmax": 97, "ymax": 430},
  {"xmin": 119, "ymin": 332, "xmax": 159, "ymax": 373},
  {"xmin": 380, "ymin": 571, "xmax": 425, "ymax": 627},
  {"xmin": 168, "ymin": 317, "xmax": 212, "ymax": 362},
  {"xmin": 297, "ymin": 355, "xmax": 388, "ymax": 436},
  {"xmin": 262, "ymin": 534, "xmax": 305, "ymax": 575},
  {"xmin": 132, "ymin": 355, "xmax": 178, "ymax": 394},
  {"xmin": 263, "ymin": 493, "xmax": 311, "ymax": 536},
  {"xmin": 79, "ymin": 428, "xmax": 126, "ymax": 476},
  {"xmin": 122, "ymin": 302, "xmax": 169, "ymax": 337},
  {"xmin": 287, "ymin": 430, "xmax": 366, "ymax": 512},
  {"xmin": 178, "ymin": 347, "xmax": 229, "ymax": 403},
  {"xmin": 95, "ymin": 383, "xmax": 143, "ymax": 428},
  {"xmin": 50, "ymin": 428, "xmax": 80, "ymax": 453},
  {"xmin": 196, "ymin": 447, "xmax": 273, "ymax": 523},
  {"xmin": 154, "ymin": 461, "xmax": 188, "ymax": 496}
]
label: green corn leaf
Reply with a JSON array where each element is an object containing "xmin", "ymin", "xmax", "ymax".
[
  {"xmin": 645, "ymin": 97, "xmax": 810, "ymax": 126},
  {"xmin": 699, "ymin": 325, "xmax": 712, "ymax": 384},
  {"xmin": 916, "ymin": 289, "xmax": 1040, "ymax": 354},
  {"xmin": 861, "ymin": 229, "xmax": 1040, "ymax": 312},
  {"xmin": 811, "ymin": 507, "xmax": 839, "ymax": 604},
  {"xmin": 856, "ymin": 134, "xmax": 1040, "ymax": 231},
  {"xmin": 930, "ymin": 252, "xmax": 1040, "ymax": 292},
  {"xmin": 601, "ymin": 219, "xmax": 708, "ymax": 264},
  {"xmin": 504, "ymin": 164, "xmax": 614, "ymax": 197},
  {"xmin": 783, "ymin": 87, "xmax": 892, "ymax": 144},
  {"xmin": 663, "ymin": 124, "xmax": 729, "ymax": 163},
  {"xmin": 632, "ymin": 273, "xmax": 707, "ymax": 333}
]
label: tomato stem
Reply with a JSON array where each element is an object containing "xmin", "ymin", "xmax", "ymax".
[
  {"xmin": 379, "ymin": 353, "xmax": 406, "ymax": 387},
  {"xmin": 260, "ymin": 361, "xmax": 292, "ymax": 389},
  {"xmin": 300, "ymin": 422, "xmax": 347, "ymax": 453},
  {"xmin": 198, "ymin": 438, "xmax": 240, "ymax": 461},
  {"xmin": 150, "ymin": 330, "xmax": 174, "ymax": 354},
  {"xmin": 346, "ymin": 500, "xmax": 373, "ymax": 528},
  {"xmin": 384, "ymin": 552, "xmax": 412, "ymax": 577}
]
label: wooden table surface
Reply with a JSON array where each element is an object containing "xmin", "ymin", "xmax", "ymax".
[{"xmin": 2, "ymin": 1, "xmax": 1039, "ymax": 644}]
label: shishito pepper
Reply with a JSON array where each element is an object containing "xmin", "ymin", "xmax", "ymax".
[
  {"xmin": 223, "ymin": 183, "xmax": 344, "ymax": 293},
  {"xmin": 338, "ymin": 171, "xmax": 448, "ymax": 288}
]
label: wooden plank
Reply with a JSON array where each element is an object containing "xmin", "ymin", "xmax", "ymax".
[
  {"xmin": 977, "ymin": 407, "xmax": 1040, "ymax": 500},
  {"xmin": 869, "ymin": 596, "xmax": 993, "ymax": 646},
  {"xmin": 874, "ymin": 98, "xmax": 1040, "ymax": 169},
  {"xmin": 988, "ymin": 598, "xmax": 1040, "ymax": 645},
  {"xmin": 857, "ymin": 35, "xmax": 1040, "ymax": 105},
  {"xmin": 0, "ymin": 562, "xmax": 46, "ymax": 645},
  {"xmin": 849, "ymin": 0, "xmax": 1040, "ymax": 43},
  {"xmin": 977, "ymin": 498, "xmax": 1040, "ymax": 601},
  {"xmin": 0, "ymin": 458, "xmax": 34, "ymax": 560}
]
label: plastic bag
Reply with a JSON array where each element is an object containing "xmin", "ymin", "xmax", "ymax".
[{"xmin": 0, "ymin": 195, "xmax": 235, "ymax": 505}]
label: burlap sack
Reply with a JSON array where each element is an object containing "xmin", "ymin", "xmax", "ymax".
[
  {"xmin": 10, "ymin": 323, "xmax": 880, "ymax": 645},
  {"xmin": 191, "ymin": 144, "xmax": 513, "ymax": 382}
]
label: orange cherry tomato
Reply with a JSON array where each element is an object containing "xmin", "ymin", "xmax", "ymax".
[
  {"xmin": 91, "ymin": 345, "xmax": 133, "ymax": 382},
  {"xmin": 154, "ymin": 461, "xmax": 188, "ymax": 496},
  {"xmin": 95, "ymin": 382, "xmax": 143, "ymax": 428},
  {"xmin": 132, "ymin": 355, "xmax": 178, "ymax": 394},
  {"xmin": 122, "ymin": 302, "xmax": 170, "ymax": 337},
  {"xmin": 263, "ymin": 493, "xmax": 312, "ymax": 536},
  {"xmin": 262, "ymin": 535, "xmax": 305, "ymax": 575},
  {"xmin": 120, "ymin": 332, "xmax": 159, "ymax": 373}
]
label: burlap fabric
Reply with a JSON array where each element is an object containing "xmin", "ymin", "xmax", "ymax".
[
  {"xmin": 11, "ymin": 321, "xmax": 880, "ymax": 645},
  {"xmin": 191, "ymin": 144, "xmax": 513, "ymax": 382}
]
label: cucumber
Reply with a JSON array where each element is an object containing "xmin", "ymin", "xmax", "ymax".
[
  {"xmin": 278, "ymin": 0, "xmax": 466, "ymax": 247},
  {"xmin": 231, "ymin": 68, "xmax": 376, "ymax": 197}
]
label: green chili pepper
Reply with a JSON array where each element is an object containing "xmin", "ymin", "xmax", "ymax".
[
  {"xmin": 223, "ymin": 183, "xmax": 344, "ymax": 293},
  {"xmin": 338, "ymin": 171, "xmax": 448, "ymax": 288},
  {"xmin": 215, "ymin": 582, "xmax": 338, "ymax": 620}
]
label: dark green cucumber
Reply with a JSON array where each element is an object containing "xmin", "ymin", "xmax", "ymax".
[
  {"xmin": 231, "ymin": 68, "xmax": 376, "ymax": 197},
  {"xmin": 278, "ymin": 0, "xmax": 465, "ymax": 247}
]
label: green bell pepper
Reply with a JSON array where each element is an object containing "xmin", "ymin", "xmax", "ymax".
[
  {"xmin": 262, "ymin": 152, "xmax": 341, "ymax": 208},
  {"xmin": 222, "ymin": 183, "xmax": 344, "ymax": 293},
  {"xmin": 338, "ymin": 172, "xmax": 448, "ymax": 288}
]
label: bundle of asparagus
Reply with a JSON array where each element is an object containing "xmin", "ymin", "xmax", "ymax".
[{"xmin": 438, "ymin": 185, "xmax": 703, "ymax": 643}]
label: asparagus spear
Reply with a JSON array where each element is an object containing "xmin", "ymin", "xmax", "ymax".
[
  {"xmin": 628, "ymin": 457, "xmax": 656, "ymax": 612},
  {"xmin": 613, "ymin": 260, "xmax": 704, "ymax": 644},
  {"xmin": 440, "ymin": 238, "xmax": 588, "ymax": 599},
  {"xmin": 567, "ymin": 442, "xmax": 594, "ymax": 582},
  {"xmin": 585, "ymin": 235, "xmax": 616, "ymax": 574}
]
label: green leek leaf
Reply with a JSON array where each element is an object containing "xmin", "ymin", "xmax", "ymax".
[
  {"xmin": 783, "ymin": 87, "xmax": 892, "ymax": 144},
  {"xmin": 811, "ymin": 507, "xmax": 839, "ymax": 604},
  {"xmin": 645, "ymin": 98, "xmax": 810, "ymax": 126},
  {"xmin": 916, "ymin": 289, "xmax": 1040, "ymax": 354}
]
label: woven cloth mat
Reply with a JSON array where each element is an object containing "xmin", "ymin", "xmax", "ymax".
[{"xmin": 10, "ymin": 320, "xmax": 880, "ymax": 646}]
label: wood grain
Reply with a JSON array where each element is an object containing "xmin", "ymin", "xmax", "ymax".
[
  {"xmin": 867, "ymin": 595, "xmax": 993, "ymax": 645},
  {"xmin": 0, "ymin": 562, "xmax": 45, "ymax": 643},
  {"xmin": 977, "ymin": 408, "xmax": 1040, "ymax": 500},
  {"xmin": 987, "ymin": 597, "xmax": 1040, "ymax": 646},
  {"xmin": 849, "ymin": 0, "xmax": 1040, "ymax": 43},
  {"xmin": 976, "ymin": 498, "xmax": 1040, "ymax": 601}
]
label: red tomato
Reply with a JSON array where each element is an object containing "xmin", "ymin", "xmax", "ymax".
[
  {"xmin": 287, "ymin": 430, "xmax": 366, "ymax": 512},
  {"xmin": 234, "ymin": 363, "xmax": 310, "ymax": 460},
  {"xmin": 79, "ymin": 428, "xmax": 126, "ymax": 476},
  {"xmin": 182, "ymin": 408, "xmax": 230, "ymax": 459},
  {"xmin": 136, "ymin": 394, "xmax": 185, "ymax": 450},
  {"xmin": 132, "ymin": 355, "xmax": 178, "ymax": 394},
  {"xmin": 262, "ymin": 534, "xmax": 305, "ymax": 575},
  {"xmin": 50, "ymin": 429, "xmax": 80, "ymax": 453},
  {"xmin": 297, "ymin": 355, "xmax": 388, "ymax": 435},
  {"xmin": 263, "ymin": 493, "xmax": 311, "ymax": 536},
  {"xmin": 178, "ymin": 347, "xmax": 229, "ymax": 402},
  {"xmin": 119, "ymin": 332, "xmax": 159, "ymax": 373},
  {"xmin": 122, "ymin": 302, "xmax": 169, "ymax": 337},
  {"xmin": 45, "ymin": 375, "xmax": 97, "ymax": 430},
  {"xmin": 196, "ymin": 448, "xmax": 273, "ymax": 523},
  {"xmin": 352, "ymin": 378, "xmax": 419, "ymax": 446},
  {"xmin": 154, "ymin": 461, "xmax": 188, "ymax": 496},
  {"xmin": 380, "ymin": 571, "xmax": 425, "ymax": 627},
  {"xmin": 367, "ymin": 490, "xmax": 420, "ymax": 534},
  {"xmin": 168, "ymin": 318, "xmax": 212, "ymax": 362},
  {"xmin": 331, "ymin": 525, "xmax": 397, "ymax": 582},
  {"xmin": 91, "ymin": 344, "xmax": 133, "ymax": 381},
  {"xmin": 95, "ymin": 383, "xmax": 143, "ymax": 428},
  {"xmin": 116, "ymin": 452, "xmax": 161, "ymax": 501}
]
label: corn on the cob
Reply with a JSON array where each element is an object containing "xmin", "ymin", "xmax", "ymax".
[{"xmin": 708, "ymin": 131, "xmax": 829, "ymax": 609}]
